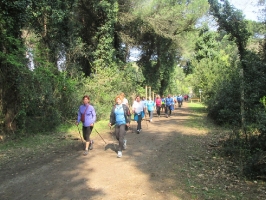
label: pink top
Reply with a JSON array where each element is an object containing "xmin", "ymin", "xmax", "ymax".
[{"xmin": 155, "ymin": 98, "xmax": 162, "ymax": 106}]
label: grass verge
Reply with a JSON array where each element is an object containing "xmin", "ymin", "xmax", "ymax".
[
  {"xmin": 178, "ymin": 102, "xmax": 266, "ymax": 200},
  {"xmin": 0, "ymin": 119, "xmax": 110, "ymax": 168}
]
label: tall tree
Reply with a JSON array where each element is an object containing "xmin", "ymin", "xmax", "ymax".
[
  {"xmin": 27, "ymin": 0, "xmax": 76, "ymax": 65},
  {"xmin": 208, "ymin": 0, "xmax": 251, "ymax": 133},
  {"xmin": 0, "ymin": 0, "xmax": 29, "ymax": 131},
  {"xmin": 75, "ymin": 0, "xmax": 119, "ymax": 75},
  {"xmin": 121, "ymin": 0, "xmax": 209, "ymax": 94}
]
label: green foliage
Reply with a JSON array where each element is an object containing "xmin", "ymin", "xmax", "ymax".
[
  {"xmin": 194, "ymin": 28, "xmax": 220, "ymax": 61},
  {"xmin": 0, "ymin": 0, "xmax": 31, "ymax": 134},
  {"xmin": 167, "ymin": 65, "xmax": 190, "ymax": 95},
  {"xmin": 208, "ymin": 0, "xmax": 251, "ymax": 55},
  {"xmin": 118, "ymin": 0, "xmax": 209, "ymax": 95},
  {"xmin": 77, "ymin": 63, "xmax": 145, "ymax": 120},
  {"xmin": 134, "ymin": 0, "xmax": 209, "ymax": 40},
  {"xmin": 14, "ymin": 65, "xmax": 79, "ymax": 134},
  {"xmin": 92, "ymin": 0, "xmax": 119, "ymax": 69}
]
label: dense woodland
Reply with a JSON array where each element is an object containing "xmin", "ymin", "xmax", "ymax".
[{"xmin": 1, "ymin": 0, "xmax": 266, "ymax": 179}]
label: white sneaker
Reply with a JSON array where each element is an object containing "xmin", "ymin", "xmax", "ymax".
[
  {"xmin": 123, "ymin": 139, "xmax": 127, "ymax": 150},
  {"xmin": 150, "ymin": 119, "xmax": 152, "ymax": 122},
  {"xmin": 117, "ymin": 151, "xmax": 122, "ymax": 158}
]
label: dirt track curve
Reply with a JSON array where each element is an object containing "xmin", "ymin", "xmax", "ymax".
[{"xmin": 0, "ymin": 102, "xmax": 212, "ymax": 200}]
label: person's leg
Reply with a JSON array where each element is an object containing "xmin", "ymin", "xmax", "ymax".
[
  {"xmin": 115, "ymin": 125, "xmax": 124, "ymax": 158},
  {"xmin": 148, "ymin": 110, "xmax": 151, "ymax": 118},
  {"xmin": 118, "ymin": 124, "xmax": 126, "ymax": 151},
  {"xmin": 139, "ymin": 115, "xmax": 142, "ymax": 130},
  {"xmin": 137, "ymin": 114, "xmax": 142, "ymax": 132},
  {"xmin": 82, "ymin": 126, "xmax": 89, "ymax": 151},
  {"xmin": 150, "ymin": 110, "xmax": 153, "ymax": 121},
  {"xmin": 165, "ymin": 105, "xmax": 168, "ymax": 117},
  {"xmin": 88, "ymin": 126, "xmax": 94, "ymax": 150},
  {"xmin": 169, "ymin": 106, "xmax": 172, "ymax": 116},
  {"xmin": 115, "ymin": 125, "xmax": 120, "ymax": 141},
  {"xmin": 83, "ymin": 126, "xmax": 92, "ymax": 155}
]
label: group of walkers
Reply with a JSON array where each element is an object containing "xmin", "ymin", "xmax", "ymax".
[{"xmin": 76, "ymin": 93, "xmax": 185, "ymax": 158}]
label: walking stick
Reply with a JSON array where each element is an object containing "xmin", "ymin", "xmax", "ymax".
[
  {"xmin": 94, "ymin": 127, "xmax": 107, "ymax": 144},
  {"xmin": 77, "ymin": 125, "xmax": 85, "ymax": 149}
]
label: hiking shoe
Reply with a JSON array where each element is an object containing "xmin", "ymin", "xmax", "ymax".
[
  {"xmin": 137, "ymin": 129, "xmax": 140, "ymax": 134},
  {"xmin": 117, "ymin": 151, "xmax": 122, "ymax": 158},
  {"xmin": 89, "ymin": 140, "xmax": 94, "ymax": 150},
  {"xmin": 83, "ymin": 150, "xmax": 88, "ymax": 156},
  {"xmin": 123, "ymin": 139, "xmax": 127, "ymax": 150}
]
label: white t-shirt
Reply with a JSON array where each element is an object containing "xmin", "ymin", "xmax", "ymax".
[
  {"xmin": 132, "ymin": 101, "xmax": 145, "ymax": 114},
  {"xmin": 122, "ymin": 98, "xmax": 128, "ymax": 105}
]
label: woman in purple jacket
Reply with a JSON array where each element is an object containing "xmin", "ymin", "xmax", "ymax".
[{"xmin": 76, "ymin": 95, "xmax": 96, "ymax": 156}]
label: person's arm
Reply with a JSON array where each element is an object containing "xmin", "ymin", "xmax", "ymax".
[
  {"xmin": 90, "ymin": 106, "xmax": 96, "ymax": 126},
  {"xmin": 76, "ymin": 106, "xmax": 81, "ymax": 126},
  {"xmin": 109, "ymin": 107, "xmax": 115, "ymax": 126},
  {"xmin": 124, "ymin": 105, "xmax": 130, "ymax": 125},
  {"xmin": 132, "ymin": 102, "xmax": 136, "ymax": 113},
  {"xmin": 143, "ymin": 102, "xmax": 147, "ymax": 113}
]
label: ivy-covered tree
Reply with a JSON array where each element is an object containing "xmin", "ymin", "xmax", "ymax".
[
  {"xmin": 209, "ymin": 0, "xmax": 251, "ymax": 132},
  {"xmin": 0, "ymin": 0, "xmax": 29, "ymax": 132},
  {"xmin": 120, "ymin": 0, "xmax": 209, "ymax": 94}
]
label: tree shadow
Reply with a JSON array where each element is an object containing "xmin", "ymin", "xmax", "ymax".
[{"xmin": 2, "ymin": 105, "xmax": 264, "ymax": 199}]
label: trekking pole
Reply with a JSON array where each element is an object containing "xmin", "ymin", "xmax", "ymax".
[
  {"xmin": 94, "ymin": 127, "xmax": 107, "ymax": 144},
  {"xmin": 77, "ymin": 125, "xmax": 85, "ymax": 149}
]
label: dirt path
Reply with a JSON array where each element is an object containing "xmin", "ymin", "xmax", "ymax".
[{"xmin": 0, "ymin": 102, "xmax": 265, "ymax": 200}]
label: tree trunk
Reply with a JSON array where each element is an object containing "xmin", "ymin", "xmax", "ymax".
[{"xmin": 239, "ymin": 67, "xmax": 245, "ymax": 134}]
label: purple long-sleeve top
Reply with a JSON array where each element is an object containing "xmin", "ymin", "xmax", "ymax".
[{"xmin": 77, "ymin": 104, "xmax": 96, "ymax": 127}]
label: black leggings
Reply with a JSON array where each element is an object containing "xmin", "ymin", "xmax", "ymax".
[
  {"xmin": 136, "ymin": 114, "xmax": 142, "ymax": 130},
  {"xmin": 156, "ymin": 106, "xmax": 161, "ymax": 116},
  {"xmin": 115, "ymin": 124, "xmax": 126, "ymax": 151},
  {"xmin": 83, "ymin": 126, "xmax": 93, "ymax": 142}
]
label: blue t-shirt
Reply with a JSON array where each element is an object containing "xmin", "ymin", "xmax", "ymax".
[
  {"xmin": 146, "ymin": 101, "xmax": 155, "ymax": 111},
  {"xmin": 165, "ymin": 97, "xmax": 174, "ymax": 106},
  {"xmin": 115, "ymin": 105, "xmax": 126, "ymax": 125}
]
